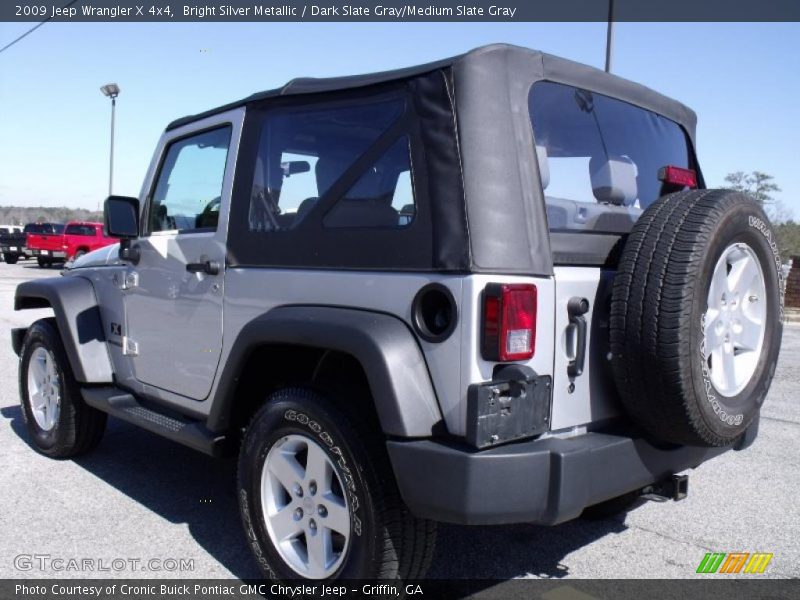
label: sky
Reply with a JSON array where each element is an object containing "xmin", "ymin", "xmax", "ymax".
[{"xmin": 0, "ymin": 21, "xmax": 798, "ymax": 218}]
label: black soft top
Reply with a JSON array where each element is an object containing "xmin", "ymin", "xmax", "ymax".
[
  {"xmin": 179, "ymin": 44, "xmax": 701, "ymax": 276},
  {"xmin": 167, "ymin": 43, "xmax": 697, "ymax": 143}
]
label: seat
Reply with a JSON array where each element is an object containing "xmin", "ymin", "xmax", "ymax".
[
  {"xmin": 589, "ymin": 155, "xmax": 638, "ymax": 206},
  {"xmin": 536, "ymin": 144, "xmax": 550, "ymax": 190},
  {"xmin": 538, "ymin": 145, "xmax": 569, "ymax": 230},
  {"xmin": 316, "ymin": 158, "xmax": 400, "ymax": 228}
]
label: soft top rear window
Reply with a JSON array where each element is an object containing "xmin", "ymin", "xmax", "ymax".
[{"xmin": 529, "ymin": 81, "xmax": 692, "ymax": 234}]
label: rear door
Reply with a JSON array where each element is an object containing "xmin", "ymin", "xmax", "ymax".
[
  {"xmin": 122, "ymin": 111, "xmax": 241, "ymax": 400},
  {"xmin": 528, "ymin": 81, "xmax": 695, "ymax": 429}
]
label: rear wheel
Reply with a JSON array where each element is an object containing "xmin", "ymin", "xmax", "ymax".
[
  {"xmin": 19, "ymin": 319, "xmax": 107, "ymax": 457},
  {"xmin": 4, "ymin": 254, "xmax": 19, "ymax": 264},
  {"xmin": 610, "ymin": 190, "xmax": 783, "ymax": 447},
  {"xmin": 238, "ymin": 387, "xmax": 436, "ymax": 580},
  {"xmin": 36, "ymin": 257, "xmax": 49, "ymax": 268}
]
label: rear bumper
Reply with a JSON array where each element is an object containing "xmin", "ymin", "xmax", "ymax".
[
  {"xmin": 30, "ymin": 249, "xmax": 66, "ymax": 259},
  {"xmin": 387, "ymin": 428, "xmax": 749, "ymax": 525}
]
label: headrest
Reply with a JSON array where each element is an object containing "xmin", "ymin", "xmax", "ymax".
[
  {"xmin": 536, "ymin": 145, "xmax": 550, "ymax": 190},
  {"xmin": 316, "ymin": 158, "xmax": 383, "ymax": 199},
  {"xmin": 315, "ymin": 157, "xmax": 349, "ymax": 196},
  {"xmin": 589, "ymin": 155, "xmax": 638, "ymax": 206}
]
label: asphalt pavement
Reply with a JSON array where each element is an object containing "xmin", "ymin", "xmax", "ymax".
[{"xmin": 0, "ymin": 260, "xmax": 797, "ymax": 581}]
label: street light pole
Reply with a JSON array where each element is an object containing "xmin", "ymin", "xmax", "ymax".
[
  {"xmin": 108, "ymin": 95, "xmax": 116, "ymax": 196},
  {"xmin": 605, "ymin": 0, "xmax": 615, "ymax": 73},
  {"xmin": 100, "ymin": 83, "xmax": 120, "ymax": 201}
]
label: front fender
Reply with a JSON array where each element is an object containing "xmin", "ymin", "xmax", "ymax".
[
  {"xmin": 15, "ymin": 276, "xmax": 113, "ymax": 383},
  {"xmin": 207, "ymin": 306, "xmax": 443, "ymax": 437}
]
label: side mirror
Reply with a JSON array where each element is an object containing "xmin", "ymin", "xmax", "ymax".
[
  {"xmin": 103, "ymin": 196, "xmax": 140, "ymax": 264},
  {"xmin": 104, "ymin": 195, "xmax": 140, "ymax": 238}
]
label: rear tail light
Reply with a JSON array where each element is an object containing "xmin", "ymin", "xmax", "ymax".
[
  {"xmin": 658, "ymin": 165, "xmax": 697, "ymax": 189},
  {"xmin": 481, "ymin": 283, "xmax": 537, "ymax": 362}
]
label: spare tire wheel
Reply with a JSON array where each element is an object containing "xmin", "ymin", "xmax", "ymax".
[{"xmin": 610, "ymin": 190, "xmax": 783, "ymax": 447}]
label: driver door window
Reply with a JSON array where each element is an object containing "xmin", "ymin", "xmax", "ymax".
[{"xmin": 149, "ymin": 126, "xmax": 232, "ymax": 233}]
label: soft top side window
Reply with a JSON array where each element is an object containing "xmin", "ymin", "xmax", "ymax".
[
  {"xmin": 248, "ymin": 97, "xmax": 414, "ymax": 232},
  {"xmin": 529, "ymin": 81, "xmax": 691, "ymax": 234}
]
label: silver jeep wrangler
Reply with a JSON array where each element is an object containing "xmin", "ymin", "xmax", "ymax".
[{"xmin": 12, "ymin": 44, "xmax": 783, "ymax": 581}]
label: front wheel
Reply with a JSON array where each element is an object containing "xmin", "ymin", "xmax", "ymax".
[
  {"xmin": 238, "ymin": 387, "xmax": 436, "ymax": 581},
  {"xmin": 19, "ymin": 319, "xmax": 107, "ymax": 457}
]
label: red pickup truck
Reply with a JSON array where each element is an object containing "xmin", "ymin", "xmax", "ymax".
[
  {"xmin": 29, "ymin": 221, "xmax": 118, "ymax": 267},
  {"xmin": 26, "ymin": 223, "xmax": 65, "ymax": 268}
]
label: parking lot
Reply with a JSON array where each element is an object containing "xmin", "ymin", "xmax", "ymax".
[{"xmin": 0, "ymin": 259, "xmax": 798, "ymax": 580}]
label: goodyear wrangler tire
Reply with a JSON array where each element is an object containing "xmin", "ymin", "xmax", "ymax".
[
  {"xmin": 610, "ymin": 190, "xmax": 783, "ymax": 447},
  {"xmin": 19, "ymin": 318, "xmax": 107, "ymax": 457},
  {"xmin": 237, "ymin": 387, "xmax": 436, "ymax": 581}
]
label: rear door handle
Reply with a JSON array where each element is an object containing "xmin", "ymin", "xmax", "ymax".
[
  {"xmin": 567, "ymin": 297, "xmax": 589, "ymax": 378},
  {"xmin": 186, "ymin": 260, "xmax": 220, "ymax": 276}
]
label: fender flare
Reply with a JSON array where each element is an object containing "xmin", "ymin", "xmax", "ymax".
[
  {"xmin": 207, "ymin": 306, "xmax": 443, "ymax": 437},
  {"xmin": 14, "ymin": 276, "xmax": 113, "ymax": 383}
]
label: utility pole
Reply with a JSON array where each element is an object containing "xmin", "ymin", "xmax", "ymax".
[{"xmin": 605, "ymin": 0, "xmax": 615, "ymax": 73}]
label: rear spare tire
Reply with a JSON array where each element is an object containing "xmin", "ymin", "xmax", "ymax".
[{"xmin": 610, "ymin": 189, "xmax": 783, "ymax": 447}]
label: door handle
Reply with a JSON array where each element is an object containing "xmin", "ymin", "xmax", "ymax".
[
  {"xmin": 185, "ymin": 260, "xmax": 220, "ymax": 276},
  {"xmin": 567, "ymin": 297, "xmax": 589, "ymax": 378}
]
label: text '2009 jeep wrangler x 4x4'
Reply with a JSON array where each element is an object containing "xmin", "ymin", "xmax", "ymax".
[{"xmin": 13, "ymin": 45, "xmax": 784, "ymax": 581}]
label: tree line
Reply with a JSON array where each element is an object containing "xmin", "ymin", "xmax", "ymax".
[
  {"xmin": 0, "ymin": 206, "xmax": 103, "ymax": 227},
  {"xmin": 723, "ymin": 171, "xmax": 798, "ymax": 260}
]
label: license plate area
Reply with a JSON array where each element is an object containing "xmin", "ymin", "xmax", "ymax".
[{"xmin": 466, "ymin": 366, "xmax": 552, "ymax": 449}]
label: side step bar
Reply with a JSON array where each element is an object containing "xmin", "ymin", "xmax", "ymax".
[{"xmin": 82, "ymin": 387, "xmax": 227, "ymax": 457}]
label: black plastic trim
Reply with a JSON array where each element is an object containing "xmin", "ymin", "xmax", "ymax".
[
  {"xmin": 82, "ymin": 387, "xmax": 227, "ymax": 457},
  {"xmin": 410, "ymin": 282, "xmax": 458, "ymax": 343},
  {"xmin": 466, "ymin": 365, "xmax": 551, "ymax": 449},
  {"xmin": 206, "ymin": 306, "xmax": 443, "ymax": 437},
  {"xmin": 11, "ymin": 328, "xmax": 27, "ymax": 357},
  {"xmin": 387, "ymin": 431, "xmax": 733, "ymax": 525},
  {"xmin": 14, "ymin": 276, "xmax": 113, "ymax": 383}
]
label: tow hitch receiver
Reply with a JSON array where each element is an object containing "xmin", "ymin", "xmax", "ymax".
[{"xmin": 641, "ymin": 474, "xmax": 689, "ymax": 502}]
